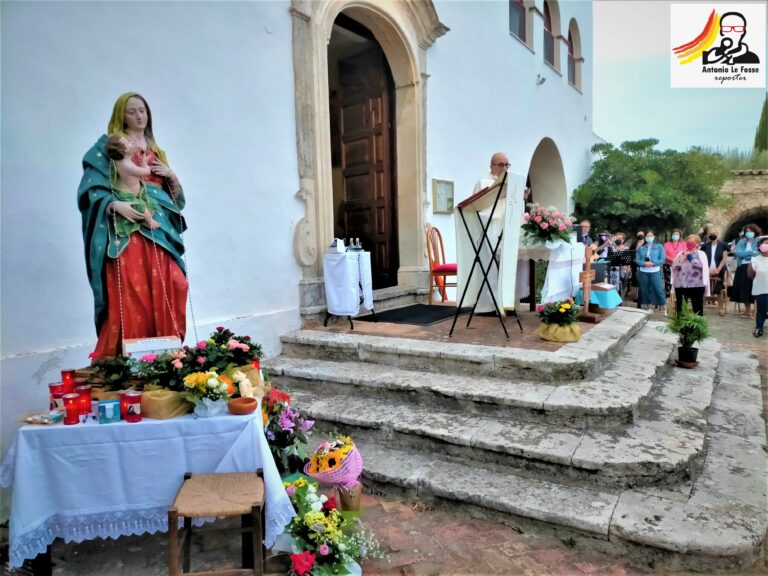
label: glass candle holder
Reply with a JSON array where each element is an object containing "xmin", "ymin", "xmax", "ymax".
[
  {"xmin": 61, "ymin": 369, "xmax": 76, "ymax": 394},
  {"xmin": 119, "ymin": 391, "xmax": 128, "ymax": 419},
  {"xmin": 75, "ymin": 385, "xmax": 92, "ymax": 415},
  {"xmin": 125, "ymin": 391, "xmax": 142, "ymax": 423},
  {"xmin": 48, "ymin": 382, "xmax": 64, "ymax": 410},
  {"xmin": 63, "ymin": 393, "xmax": 80, "ymax": 425},
  {"xmin": 51, "ymin": 392, "xmax": 65, "ymax": 412}
]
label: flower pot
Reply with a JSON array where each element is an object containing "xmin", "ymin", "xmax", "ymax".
[
  {"xmin": 337, "ymin": 482, "xmax": 362, "ymax": 512},
  {"xmin": 537, "ymin": 323, "xmax": 581, "ymax": 343},
  {"xmin": 678, "ymin": 346, "xmax": 699, "ymax": 364},
  {"xmin": 228, "ymin": 397, "xmax": 257, "ymax": 415}
]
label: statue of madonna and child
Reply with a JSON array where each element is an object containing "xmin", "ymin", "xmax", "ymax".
[{"xmin": 78, "ymin": 93, "xmax": 188, "ymax": 359}]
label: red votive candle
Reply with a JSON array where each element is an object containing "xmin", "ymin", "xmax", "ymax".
[
  {"xmin": 63, "ymin": 393, "xmax": 80, "ymax": 425},
  {"xmin": 61, "ymin": 369, "xmax": 76, "ymax": 393},
  {"xmin": 48, "ymin": 383, "xmax": 64, "ymax": 410},
  {"xmin": 119, "ymin": 391, "xmax": 128, "ymax": 419},
  {"xmin": 125, "ymin": 391, "xmax": 142, "ymax": 423},
  {"xmin": 75, "ymin": 385, "xmax": 92, "ymax": 415}
]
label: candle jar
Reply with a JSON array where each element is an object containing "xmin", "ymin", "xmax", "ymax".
[
  {"xmin": 75, "ymin": 385, "xmax": 92, "ymax": 415},
  {"xmin": 63, "ymin": 393, "xmax": 80, "ymax": 425},
  {"xmin": 61, "ymin": 369, "xmax": 76, "ymax": 393},
  {"xmin": 51, "ymin": 392, "xmax": 65, "ymax": 412},
  {"xmin": 125, "ymin": 391, "xmax": 142, "ymax": 423},
  {"xmin": 119, "ymin": 391, "xmax": 128, "ymax": 419},
  {"xmin": 48, "ymin": 383, "xmax": 64, "ymax": 410}
]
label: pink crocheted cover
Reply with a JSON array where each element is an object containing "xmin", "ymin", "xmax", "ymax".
[{"xmin": 304, "ymin": 446, "xmax": 363, "ymax": 489}]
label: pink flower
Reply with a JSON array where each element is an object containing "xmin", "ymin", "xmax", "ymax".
[
  {"xmin": 318, "ymin": 543, "xmax": 330, "ymax": 556},
  {"xmin": 540, "ymin": 222, "xmax": 548, "ymax": 229},
  {"xmin": 196, "ymin": 341, "xmax": 207, "ymax": 349},
  {"xmin": 197, "ymin": 356, "xmax": 205, "ymax": 364},
  {"xmin": 536, "ymin": 305, "xmax": 544, "ymax": 312},
  {"xmin": 534, "ymin": 216, "xmax": 542, "ymax": 223},
  {"xmin": 565, "ymin": 219, "xmax": 573, "ymax": 227},
  {"xmin": 227, "ymin": 339, "xmax": 249, "ymax": 352},
  {"xmin": 558, "ymin": 224, "xmax": 566, "ymax": 231},
  {"xmin": 171, "ymin": 360, "xmax": 183, "ymax": 369},
  {"xmin": 523, "ymin": 213, "xmax": 530, "ymax": 221},
  {"xmin": 286, "ymin": 485, "xmax": 296, "ymax": 497},
  {"xmin": 88, "ymin": 352, "xmax": 100, "ymax": 359},
  {"xmin": 139, "ymin": 353, "xmax": 157, "ymax": 363}
]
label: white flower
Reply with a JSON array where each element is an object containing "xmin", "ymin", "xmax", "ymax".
[
  {"xmin": 319, "ymin": 495, "xmax": 328, "ymax": 504},
  {"xmin": 307, "ymin": 485, "xmax": 316, "ymax": 494},
  {"xmin": 338, "ymin": 543, "xmax": 346, "ymax": 551},
  {"xmin": 207, "ymin": 378, "xmax": 218, "ymax": 388}
]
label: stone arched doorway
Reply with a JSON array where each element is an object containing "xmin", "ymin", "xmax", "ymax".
[
  {"xmin": 291, "ymin": 0, "xmax": 448, "ymax": 315},
  {"xmin": 527, "ymin": 138, "xmax": 568, "ymax": 212},
  {"xmin": 706, "ymin": 170, "xmax": 768, "ymax": 243}
]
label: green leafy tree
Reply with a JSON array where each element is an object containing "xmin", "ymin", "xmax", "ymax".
[
  {"xmin": 573, "ymin": 139, "xmax": 729, "ymax": 236},
  {"xmin": 755, "ymin": 93, "xmax": 767, "ymax": 153}
]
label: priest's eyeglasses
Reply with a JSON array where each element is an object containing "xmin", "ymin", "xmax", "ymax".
[
  {"xmin": 492, "ymin": 162, "xmax": 511, "ymax": 168},
  {"xmin": 721, "ymin": 25, "xmax": 746, "ymax": 32}
]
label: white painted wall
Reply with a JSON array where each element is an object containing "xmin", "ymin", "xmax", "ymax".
[
  {"xmin": 425, "ymin": 0, "xmax": 595, "ymax": 269},
  {"xmin": 0, "ymin": 0, "xmax": 302, "ymax": 506}
]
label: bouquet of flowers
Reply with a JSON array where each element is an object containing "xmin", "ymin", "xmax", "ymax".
[
  {"xmin": 283, "ymin": 477, "xmax": 384, "ymax": 576},
  {"xmin": 180, "ymin": 370, "xmax": 235, "ymax": 404},
  {"xmin": 263, "ymin": 388, "xmax": 315, "ymax": 471},
  {"xmin": 183, "ymin": 326, "xmax": 263, "ymax": 373},
  {"xmin": 537, "ymin": 298, "xmax": 580, "ymax": 326},
  {"xmin": 305, "ymin": 435, "xmax": 362, "ymax": 490},
  {"xmin": 522, "ymin": 203, "xmax": 573, "ymax": 244}
]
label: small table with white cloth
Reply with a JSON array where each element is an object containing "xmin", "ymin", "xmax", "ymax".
[
  {"xmin": 517, "ymin": 236, "xmax": 584, "ymax": 305},
  {"xmin": 0, "ymin": 410, "xmax": 295, "ymax": 571},
  {"xmin": 323, "ymin": 250, "xmax": 375, "ymax": 329}
]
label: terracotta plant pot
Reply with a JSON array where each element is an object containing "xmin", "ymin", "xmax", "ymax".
[
  {"xmin": 337, "ymin": 482, "xmax": 362, "ymax": 512},
  {"xmin": 228, "ymin": 397, "xmax": 258, "ymax": 415}
]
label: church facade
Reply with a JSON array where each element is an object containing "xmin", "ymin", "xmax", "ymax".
[{"xmin": 0, "ymin": 0, "xmax": 594, "ymax": 493}]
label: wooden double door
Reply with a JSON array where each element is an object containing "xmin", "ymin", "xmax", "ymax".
[{"xmin": 334, "ymin": 48, "xmax": 398, "ymax": 289}]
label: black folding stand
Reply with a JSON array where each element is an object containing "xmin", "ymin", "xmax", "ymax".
[
  {"xmin": 607, "ymin": 250, "xmax": 635, "ymax": 296},
  {"xmin": 449, "ymin": 172, "xmax": 523, "ymax": 340}
]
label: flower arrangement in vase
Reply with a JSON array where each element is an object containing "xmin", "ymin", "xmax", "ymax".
[
  {"xmin": 282, "ymin": 477, "xmax": 384, "ymax": 575},
  {"xmin": 262, "ymin": 388, "xmax": 315, "ymax": 473},
  {"xmin": 522, "ymin": 203, "xmax": 573, "ymax": 244},
  {"xmin": 180, "ymin": 370, "xmax": 236, "ymax": 417},
  {"xmin": 536, "ymin": 297, "xmax": 582, "ymax": 342}
]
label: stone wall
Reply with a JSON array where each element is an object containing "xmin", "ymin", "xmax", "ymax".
[{"xmin": 706, "ymin": 170, "xmax": 768, "ymax": 239}]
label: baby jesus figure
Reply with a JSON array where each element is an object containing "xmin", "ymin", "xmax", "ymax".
[{"xmin": 105, "ymin": 134, "xmax": 160, "ymax": 232}]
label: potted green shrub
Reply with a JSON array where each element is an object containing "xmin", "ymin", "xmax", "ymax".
[{"xmin": 659, "ymin": 301, "xmax": 711, "ymax": 366}]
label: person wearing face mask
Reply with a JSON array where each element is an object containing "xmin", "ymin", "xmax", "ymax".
[
  {"xmin": 747, "ymin": 237, "xmax": 768, "ymax": 337},
  {"xmin": 628, "ymin": 231, "xmax": 645, "ymax": 301},
  {"xmin": 701, "ymin": 227, "xmax": 729, "ymax": 316},
  {"xmin": 671, "ymin": 234, "xmax": 710, "ymax": 316},
  {"xmin": 732, "ymin": 223, "xmax": 762, "ymax": 319},
  {"xmin": 663, "ymin": 229, "xmax": 686, "ymax": 314},
  {"xmin": 635, "ymin": 230, "xmax": 666, "ymax": 310},
  {"xmin": 610, "ymin": 232, "xmax": 630, "ymax": 297}
]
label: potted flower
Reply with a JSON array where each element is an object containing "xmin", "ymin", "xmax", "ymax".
[
  {"xmin": 262, "ymin": 388, "xmax": 315, "ymax": 474},
  {"xmin": 522, "ymin": 203, "xmax": 574, "ymax": 246},
  {"xmin": 536, "ymin": 298, "xmax": 581, "ymax": 342},
  {"xmin": 180, "ymin": 370, "xmax": 236, "ymax": 417},
  {"xmin": 305, "ymin": 435, "xmax": 363, "ymax": 511},
  {"xmin": 659, "ymin": 301, "xmax": 710, "ymax": 367}
]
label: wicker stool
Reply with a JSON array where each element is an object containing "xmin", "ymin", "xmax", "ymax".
[{"xmin": 168, "ymin": 471, "xmax": 265, "ymax": 576}]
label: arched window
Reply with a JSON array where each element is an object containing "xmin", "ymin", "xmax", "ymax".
[
  {"xmin": 510, "ymin": 0, "xmax": 526, "ymax": 41},
  {"xmin": 568, "ymin": 18, "xmax": 583, "ymax": 91},
  {"xmin": 543, "ymin": 1, "xmax": 555, "ymax": 66}
]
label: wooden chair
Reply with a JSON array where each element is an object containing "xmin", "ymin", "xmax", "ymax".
[
  {"xmin": 168, "ymin": 471, "xmax": 265, "ymax": 576},
  {"xmin": 425, "ymin": 225, "xmax": 457, "ymax": 305}
]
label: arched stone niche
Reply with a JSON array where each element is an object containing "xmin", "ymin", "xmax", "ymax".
[
  {"xmin": 527, "ymin": 137, "xmax": 568, "ymax": 213},
  {"xmin": 290, "ymin": 0, "xmax": 448, "ymax": 314}
]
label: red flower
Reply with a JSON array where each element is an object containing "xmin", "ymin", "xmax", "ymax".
[
  {"xmin": 216, "ymin": 326, "xmax": 225, "ymax": 332},
  {"xmin": 267, "ymin": 388, "xmax": 291, "ymax": 408},
  {"xmin": 290, "ymin": 551, "xmax": 316, "ymax": 576},
  {"xmin": 322, "ymin": 496, "xmax": 337, "ymax": 512},
  {"xmin": 88, "ymin": 352, "xmax": 100, "ymax": 359}
]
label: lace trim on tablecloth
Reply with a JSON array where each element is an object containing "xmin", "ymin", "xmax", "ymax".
[{"xmin": 8, "ymin": 501, "xmax": 296, "ymax": 569}]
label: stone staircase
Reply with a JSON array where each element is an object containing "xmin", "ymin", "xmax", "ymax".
[{"xmin": 269, "ymin": 307, "xmax": 767, "ymax": 571}]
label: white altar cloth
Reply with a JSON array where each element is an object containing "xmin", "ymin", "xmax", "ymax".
[
  {"xmin": 324, "ymin": 251, "xmax": 374, "ymax": 316},
  {"xmin": 0, "ymin": 410, "xmax": 295, "ymax": 568},
  {"xmin": 518, "ymin": 236, "xmax": 584, "ymax": 303}
]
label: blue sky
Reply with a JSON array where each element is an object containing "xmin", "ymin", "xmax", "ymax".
[{"xmin": 593, "ymin": 0, "xmax": 767, "ymax": 153}]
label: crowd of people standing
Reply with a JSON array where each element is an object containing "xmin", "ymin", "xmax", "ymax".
[{"xmin": 579, "ymin": 223, "xmax": 767, "ymax": 338}]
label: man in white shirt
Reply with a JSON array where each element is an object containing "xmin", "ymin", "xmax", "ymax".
[{"xmin": 474, "ymin": 152, "xmax": 510, "ymax": 193}]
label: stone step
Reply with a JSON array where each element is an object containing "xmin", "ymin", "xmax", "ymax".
[
  {"xmin": 280, "ymin": 339, "xmax": 719, "ymax": 488},
  {"xmin": 270, "ymin": 321, "xmax": 676, "ymax": 428},
  {"xmin": 355, "ymin": 348, "xmax": 765, "ymax": 571},
  {"xmin": 280, "ymin": 307, "xmax": 650, "ymax": 381}
]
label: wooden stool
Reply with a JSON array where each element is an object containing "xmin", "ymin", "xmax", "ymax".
[{"xmin": 168, "ymin": 471, "xmax": 265, "ymax": 576}]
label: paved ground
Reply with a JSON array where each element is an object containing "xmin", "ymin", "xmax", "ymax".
[{"xmin": 2, "ymin": 302, "xmax": 764, "ymax": 576}]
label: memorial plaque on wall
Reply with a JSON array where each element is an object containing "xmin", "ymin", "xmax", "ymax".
[{"xmin": 432, "ymin": 179, "xmax": 454, "ymax": 214}]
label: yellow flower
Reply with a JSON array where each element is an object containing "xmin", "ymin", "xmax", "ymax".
[
  {"xmin": 559, "ymin": 308, "xmax": 566, "ymax": 313},
  {"xmin": 563, "ymin": 303, "xmax": 571, "ymax": 309}
]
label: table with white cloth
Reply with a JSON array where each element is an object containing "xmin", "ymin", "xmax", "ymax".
[
  {"xmin": 0, "ymin": 410, "xmax": 295, "ymax": 569},
  {"xmin": 323, "ymin": 251, "xmax": 374, "ymax": 323},
  {"xmin": 518, "ymin": 236, "xmax": 584, "ymax": 305}
]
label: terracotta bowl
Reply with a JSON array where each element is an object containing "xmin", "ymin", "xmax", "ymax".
[{"xmin": 228, "ymin": 397, "xmax": 258, "ymax": 415}]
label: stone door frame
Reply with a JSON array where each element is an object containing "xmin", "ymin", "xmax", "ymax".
[{"xmin": 290, "ymin": 0, "xmax": 448, "ymax": 315}]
